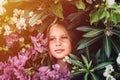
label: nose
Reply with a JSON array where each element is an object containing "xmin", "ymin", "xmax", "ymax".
[{"xmin": 55, "ymin": 39, "xmax": 61, "ymax": 46}]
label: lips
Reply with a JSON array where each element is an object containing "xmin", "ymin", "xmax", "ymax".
[{"xmin": 54, "ymin": 49, "xmax": 64, "ymax": 53}]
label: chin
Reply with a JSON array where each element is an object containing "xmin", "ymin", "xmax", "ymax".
[{"xmin": 55, "ymin": 57, "xmax": 64, "ymax": 60}]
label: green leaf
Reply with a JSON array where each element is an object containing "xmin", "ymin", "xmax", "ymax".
[
  {"xmin": 75, "ymin": 0, "xmax": 85, "ymax": 10},
  {"xmin": 77, "ymin": 36, "xmax": 101, "ymax": 50},
  {"xmin": 112, "ymin": 29, "xmax": 120, "ymax": 37},
  {"xmin": 91, "ymin": 73, "xmax": 98, "ymax": 80},
  {"xmin": 83, "ymin": 29, "xmax": 103, "ymax": 38},
  {"xmin": 94, "ymin": 62, "xmax": 112, "ymax": 70},
  {"xmin": 110, "ymin": 38, "xmax": 120, "ymax": 54},
  {"xmin": 90, "ymin": 9, "xmax": 99, "ymax": 24},
  {"xmin": 88, "ymin": 60, "xmax": 92, "ymax": 69},
  {"xmin": 84, "ymin": 72, "xmax": 89, "ymax": 80},
  {"xmin": 71, "ymin": 71, "xmax": 83, "ymax": 76},
  {"xmin": 76, "ymin": 26, "xmax": 95, "ymax": 32},
  {"xmin": 95, "ymin": 49, "xmax": 101, "ymax": 60},
  {"xmin": 110, "ymin": 4, "xmax": 120, "ymax": 11},
  {"xmin": 69, "ymin": 54, "xmax": 80, "ymax": 60},
  {"xmin": 104, "ymin": 11, "xmax": 110, "ymax": 24},
  {"xmin": 104, "ymin": 36, "xmax": 111, "ymax": 58},
  {"xmin": 98, "ymin": 6, "xmax": 107, "ymax": 20},
  {"xmin": 70, "ymin": 59, "xmax": 84, "ymax": 68},
  {"xmin": 51, "ymin": 3, "xmax": 64, "ymax": 19},
  {"xmin": 111, "ymin": 13, "xmax": 120, "ymax": 25},
  {"xmin": 67, "ymin": 11, "xmax": 84, "ymax": 22},
  {"xmin": 81, "ymin": 54, "xmax": 89, "ymax": 67}
]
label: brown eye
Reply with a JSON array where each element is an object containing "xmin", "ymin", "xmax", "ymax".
[
  {"xmin": 49, "ymin": 37, "xmax": 55, "ymax": 41},
  {"xmin": 61, "ymin": 36, "xmax": 68, "ymax": 39}
]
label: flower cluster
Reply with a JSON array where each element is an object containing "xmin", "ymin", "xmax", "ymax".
[
  {"xmin": 0, "ymin": 32, "xmax": 47, "ymax": 80},
  {"xmin": 103, "ymin": 53, "xmax": 120, "ymax": 80},
  {"xmin": 38, "ymin": 64, "xmax": 72, "ymax": 80},
  {"xmin": 103, "ymin": 64, "xmax": 116, "ymax": 80}
]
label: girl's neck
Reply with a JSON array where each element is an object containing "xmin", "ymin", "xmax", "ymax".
[{"xmin": 57, "ymin": 59, "xmax": 68, "ymax": 70}]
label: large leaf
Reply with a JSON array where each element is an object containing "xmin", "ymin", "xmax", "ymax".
[
  {"xmin": 104, "ymin": 36, "xmax": 111, "ymax": 58},
  {"xmin": 83, "ymin": 29, "xmax": 103, "ymax": 38},
  {"xmin": 94, "ymin": 62, "xmax": 112, "ymax": 70},
  {"xmin": 76, "ymin": 26, "xmax": 96, "ymax": 32},
  {"xmin": 98, "ymin": 6, "xmax": 107, "ymax": 20},
  {"xmin": 51, "ymin": 3, "xmax": 64, "ymax": 19},
  {"xmin": 110, "ymin": 4, "xmax": 120, "ymax": 12},
  {"xmin": 90, "ymin": 9, "xmax": 99, "ymax": 24},
  {"xmin": 111, "ymin": 13, "xmax": 120, "ymax": 25},
  {"xmin": 77, "ymin": 36, "xmax": 101, "ymax": 50},
  {"xmin": 75, "ymin": 0, "xmax": 85, "ymax": 10}
]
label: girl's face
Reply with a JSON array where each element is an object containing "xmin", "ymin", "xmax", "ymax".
[{"xmin": 48, "ymin": 24, "xmax": 72, "ymax": 60}]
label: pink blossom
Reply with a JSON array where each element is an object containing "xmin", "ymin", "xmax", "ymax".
[
  {"xmin": 5, "ymin": 33, "xmax": 19, "ymax": 48},
  {"xmin": 31, "ymin": 33, "xmax": 48, "ymax": 53}
]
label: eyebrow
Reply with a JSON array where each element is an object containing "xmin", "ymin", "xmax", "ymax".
[{"xmin": 49, "ymin": 34, "xmax": 69, "ymax": 37}]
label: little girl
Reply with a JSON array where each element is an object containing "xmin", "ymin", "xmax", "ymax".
[{"xmin": 47, "ymin": 21, "xmax": 72, "ymax": 70}]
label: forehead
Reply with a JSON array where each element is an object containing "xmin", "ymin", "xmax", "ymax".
[{"xmin": 49, "ymin": 24, "xmax": 68, "ymax": 36}]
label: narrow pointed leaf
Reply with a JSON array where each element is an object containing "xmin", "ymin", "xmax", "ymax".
[
  {"xmin": 69, "ymin": 54, "xmax": 80, "ymax": 60},
  {"xmin": 94, "ymin": 62, "xmax": 112, "ymax": 70},
  {"xmin": 76, "ymin": 26, "xmax": 96, "ymax": 32},
  {"xmin": 84, "ymin": 72, "xmax": 89, "ymax": 80},
  {"xmin": 83, "ymin": 30, "xmax": 103, "ymax": 38},
  {"xmin": 81, "ymin": 54, "xmax": 89, "ymax": 67},
  {"xmin": 88, "ymin": 60, "xmax": 92, "ymax": 69},
  {"xmin": 112, "ymin": 29, "xmax": 120, "ymax": 37},
  {"xmin": 104, "ymin": 36, "xmax": 111, "ymax": 58},
  {"xmin": 110, "ymin": 38, "xmax": 120, "ymax": 54},
  {"xmin": 77, "ymin": 36, "xmax": 101, "ymax": 50},
  {"xmin": 70, "ymin": 59, "xmax": 83, "ymax": 68},
  {"xmin": 91, "ymin": 73, "xmax": 98, "ymax": 80},
  {"xmin": 71, "ymin": 71, "xmax": 83, "ymax": 76}
]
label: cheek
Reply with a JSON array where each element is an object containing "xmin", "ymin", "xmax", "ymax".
[{"xmin": 48, "ymin": 42, "xmax": 54, "ymax": 51}]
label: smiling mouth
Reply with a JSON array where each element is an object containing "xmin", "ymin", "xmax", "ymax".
[{"xmin": 55, "ymin": 49, "xmax": 64, "ymax": 53}]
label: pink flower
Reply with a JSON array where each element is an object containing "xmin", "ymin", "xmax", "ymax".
[
  {"xmin": 31, "ymin": 33, "xmax": 48, "ymax": 53},
  {"xmin": 5, "ymin": 33, "xmax": 19, "ymax": 48},
  {"xmin": 8, "ymin": 54, "xmax": 28, "ymax": 69},
  {"xmin": 38, "ymin": 64, "xmax": 72, "ymax": 80}
]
